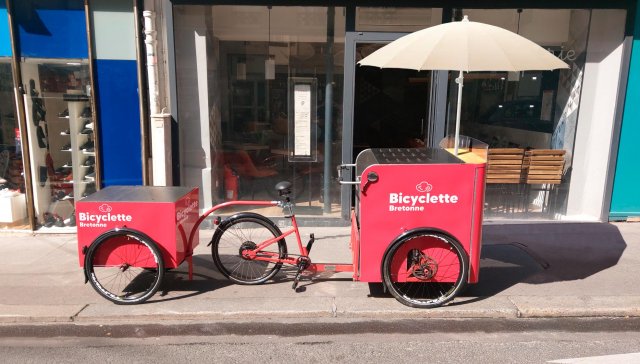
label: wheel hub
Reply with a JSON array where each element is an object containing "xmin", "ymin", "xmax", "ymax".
[
  {"xmin": 409, "ymin": 250, "xmax": 438, "ymax": 281},
  {"xmin": 239, "ymin": 241, "xmax": 257, "ymax": 259}
]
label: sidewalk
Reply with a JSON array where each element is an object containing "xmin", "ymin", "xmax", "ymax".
[{"xmin": 0, "ymin": 222, "xmax": 639, "ymax": 326}]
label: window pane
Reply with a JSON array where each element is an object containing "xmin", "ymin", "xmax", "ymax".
[
  {"xmin": 174, "ymin": 5, "xmax": 345, "ymax": 216},
  {"xmin": 451, "ymin": 9, "xmax": 590, "ymax": 220}
]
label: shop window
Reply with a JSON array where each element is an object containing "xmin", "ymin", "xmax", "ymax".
[
  {"xmin": 174, "ymin": 5, "xmax": 345, "ymax": 216},
  {"xmin": 450, "ymin": 9, "xmax": 596, "ymax": 220},
  {"xmin": 21, "ymin": 60, "xmax": 93, "ymax": 229},
  {"xmin": 0, "ymin": 59, "xmax": 27, "ymax": 229}
]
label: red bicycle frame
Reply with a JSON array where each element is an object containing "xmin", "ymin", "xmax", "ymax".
[{"xmin": 188, "ymin": 200, "xmax": 353, "ymax": 274}]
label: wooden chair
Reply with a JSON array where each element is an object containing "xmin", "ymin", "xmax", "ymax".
[
  {"xmin": 485, "ymin": 148, "xmax": 525, "ymax": 213},
  {"xmin": 523, "ymin": 149, "xmax": 566, "ymax": 213}
]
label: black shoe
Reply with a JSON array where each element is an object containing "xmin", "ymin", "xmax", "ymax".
[
  {"xmin": 79, "ymin": 140, "xmax": 94, "ymax": 151},
  {"xmin": 85, "ymin": 166, "xmax": 95, "ymax": 174},
  {"xmin": 52, "ymin": 190, "xmax": 66, "ymax": 201},
  {"xmin": 58, "ymin": 109, "xmax": 69, "ymax": 118},
  {"xmin": 80, "ymin": 107, "xmax": 92, "ymax": 118},
  {"xmin": 43, "ymin": 212, "xmax": 56, "ymax": 228},
  {"xmin": 54, "ymin": 214, "xmax": 65, "ymax": 227},
  {"xmin": 61, "ymin": 143, "xmax": 72, "ymax": 151},
  {"xmin": 36, "ymin": 125, "xmax": 47, "ymax": 149},
  {"xmin": 84, "ymin": 156, "xmax": 95, "ymax": 166},
  {"xmin": 80, "ymin": 128, "xmax": 93, "ymax": 135},
  {"xmin": 82, "ymin": 184, "xmax": 96, "ymax": 197},
  {"xmin": 39, "ymin": 166, "xmax": 48, "ymax": 187},
  {"xmin": 65, "ymin": 211, "xmax": 76, "ymax": 227}
]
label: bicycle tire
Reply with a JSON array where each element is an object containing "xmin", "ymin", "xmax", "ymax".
[
  {"xmin": 211, "ymin": 212, "xmax": 287, "ymax": 284},
  {"xmin": 84, "ymin": 228, "xmax": 164, "ymax": 305},
  {"xmin": 382, "ymin": 230, "xmax": 469, "ymax": 308}
]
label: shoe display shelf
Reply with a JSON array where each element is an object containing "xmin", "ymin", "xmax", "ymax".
[{"xmin": 62, "ymin": 96, "xmax": 94, "ymax": 201}]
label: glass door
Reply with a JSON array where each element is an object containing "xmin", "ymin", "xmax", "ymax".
[{"xmin": 341, "ymin": 32, "xmax": 433, "ymax": 218}]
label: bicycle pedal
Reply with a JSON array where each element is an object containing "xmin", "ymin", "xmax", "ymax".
[{"xmin": 305, "ymin": 233, "xmax": 315, "ymax": 253}]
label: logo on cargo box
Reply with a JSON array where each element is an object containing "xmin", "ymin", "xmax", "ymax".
[
  {"xmin": 416, "ymin": 181, "xmax": 432, "ymax": 193},
  {"xmin": 176, "ymin": 197, "xmax": 199, "ymax": 223},
  {"xmin": 98, "ymin": 204, "xmax": 112, "ymax": 213},
  {"xmin": 388, "ymin": 180, "xmax": 459, "ymax": 212},
  {"xmin": 78, "ymin": 204, "xmax": 133, "ymax": 228}
]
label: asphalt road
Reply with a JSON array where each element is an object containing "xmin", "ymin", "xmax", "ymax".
[{"xmin": 1, "ymin": 318, "xmax": 640, "ymax": 363}]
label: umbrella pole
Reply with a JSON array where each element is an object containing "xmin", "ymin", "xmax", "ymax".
[{"xmin": 454, "ymin": 70, "xmax": 464, "ymax": 156}]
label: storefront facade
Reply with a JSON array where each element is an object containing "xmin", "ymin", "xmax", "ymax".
[
  {"xmin": 1, "ymin": 0, "xmax": 639, "ymax": 231},
  {"xmin": 0, "ymin": 0, "xmax": 144, "ymax": 231},
  {"xmin": 163, "ymin": 0, "xmax": 635, "ymax": 224}
]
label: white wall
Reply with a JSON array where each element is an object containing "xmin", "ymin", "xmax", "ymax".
[
  {"xmin": 173, "ymin": 6, "xmax": 215, "ymax": 209},
  {"xmin": 565, "ymin": 9, "xmax": 627, "ymax": 220}
]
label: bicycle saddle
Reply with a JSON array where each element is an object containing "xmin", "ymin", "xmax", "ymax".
[{"xmin": 275, "ymin": 181, "xmax": 292, "ymax": 196}]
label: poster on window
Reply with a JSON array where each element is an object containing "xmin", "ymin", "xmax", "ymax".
[{"xmin": 288, "ymin": 77, "xmax": 317, "ymax": 162}]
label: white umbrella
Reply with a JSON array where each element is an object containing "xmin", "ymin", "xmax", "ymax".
[{"xmin": 358, "ymin": 15, "xmax": 569, "ymax": 155}]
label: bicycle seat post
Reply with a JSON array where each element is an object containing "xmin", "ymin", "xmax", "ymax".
[{"xmin": 275, "ymin": 181, "xmax": 294, "ymax": 217}]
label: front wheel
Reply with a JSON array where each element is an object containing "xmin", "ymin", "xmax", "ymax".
[
  {"xmin": 211, "ymin": 213, "xmax": 287, "ymax": 284},
  {"xmin": 84, "ymin": 229, "xmax": 164, "ymax": 305},
  {"xmin": 382, "ymin": 231, "xmax": 469, "ymax": 308}
]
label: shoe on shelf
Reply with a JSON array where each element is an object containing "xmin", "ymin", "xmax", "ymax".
[
  {"xmin": 80, "ymin": 107, "xmax": 92, "ymax": 118},
  {"xmin": 61, "ymin": 192, "xmax": 74, "ymax": 201},
  {"xmin": 84, "ymin": 172, "xmax": 95, "ymax": 181},
  {"xmin": 60, "ymin": 129, "xmax": 70, "ymax": 135},
  {"xmin": 83, "ymin": 120, "xmax": 94, "ymax": 130},
  {"xmin": 52, "ymin": 190, "xmax": 66, "ymax": 201},
  {"xmin": 79, "ymin": 140, "xmax": 94, "ymax": 151},
  {"xmin": 43, "ymin": 212, "xmax": 56, "ymax": 228},
  {"xmin": 86, "ymin": 166, "xmax": 95, "ymax": 174},
  {"xmin": 61, "ymin": 143, "xmax": 72, "ymax": 151},
  {"xmin": 55, "ymin": 166, "xmax": 71, "ymax": 174},
  {"xmin": 82, "ymin": 183, "xmax": 96, "ymax": 197},
  {"xmin": 58, "ymin": 109, "xmax": 69, "ymax": 118},
  {"xmin": 65, "ymin": 210, "xmax": 76, "ymax": 227},
  {"xmin": 84, "ymin": 156, "xmax": 95, "ymax": 166},
  {"xmin": 80, "ymin": 127, "xmax": 93, "ymax": 135},
  {"xmin": 54, "ymin": 214, "xmax": 65, "ymax": 227}
]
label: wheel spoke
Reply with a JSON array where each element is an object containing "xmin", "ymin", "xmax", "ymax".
[
  {"xmin": 86, "ymin": 231, "xmax": 164, "ymax": 304},
  {"xmin": 384, "ymin": 232, "xmax": 468, "ymax": 308},
  {"xmin": 212, "ymin": 214, "xmax": 286, "ymax": 284}
]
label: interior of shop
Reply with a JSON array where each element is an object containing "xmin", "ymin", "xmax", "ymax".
[
  {"xmin": 174, "ymin": 5, "xmax": 346, "ymax": 217},
  {"xmin": 173, "ymin": 6, "xmax": 626, "ymax": 222},
  {"xmin": 20, "ymin": 60, "xmax": 93, "ymax": 230}
]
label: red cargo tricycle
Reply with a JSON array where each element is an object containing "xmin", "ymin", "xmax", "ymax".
[{"xmin": 77, "ymin": 137, "xmax": 487, "ymax": 308}]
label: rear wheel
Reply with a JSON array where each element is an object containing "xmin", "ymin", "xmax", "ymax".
[
  {"xmin": 382, "ymin": 231, "xmax": 468, "ymax": 308},
  {"xmin": 211, "ymin": 213, "xmax": 287, "ymax": 284},
  {"xmin": 84, "ymin": 229, "xmax": 164, "ymax": 305}
]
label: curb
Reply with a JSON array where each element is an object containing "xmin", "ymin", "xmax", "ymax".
[{"xmin": 2, "ymin": 296, "xmax": 640, "ymax": 326}]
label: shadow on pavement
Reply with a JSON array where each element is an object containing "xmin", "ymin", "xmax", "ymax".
[
  {"xmin": 152, "ymin": 254, "xmax": 232, "ymax": 302},
  {"xmin": 463, "ymin": 222, "xmax": 626, "ymax": 297}
]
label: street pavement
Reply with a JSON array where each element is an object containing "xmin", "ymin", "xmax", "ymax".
[{"xmin": 0, "ymin": 221, "xmax": 639, "ymax": 330}]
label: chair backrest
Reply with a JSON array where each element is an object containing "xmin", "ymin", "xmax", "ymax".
[
  {"xmin": 486, "ymin": 148, "xmax": 525, "ymax": 184},
  {"xmin": 524, "ymin": 149, "xmax": 565, "ymax": 185}
]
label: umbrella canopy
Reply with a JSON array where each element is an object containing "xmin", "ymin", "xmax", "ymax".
[{"xmin": 358, "ymin": 15, "xmax": 569, "ymax": 154}]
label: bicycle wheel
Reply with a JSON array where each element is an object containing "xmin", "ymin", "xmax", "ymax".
[
  {"xmin": 382, "ymin": 230, "xmax": 469, "ymax": 308},
  {"xmin": 211, "ymin": 212, "xmax": 287, "ymax": 284},
  {"xmin": 84, "ymin": 229, "xmax": 164, "ymax": 305}
]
